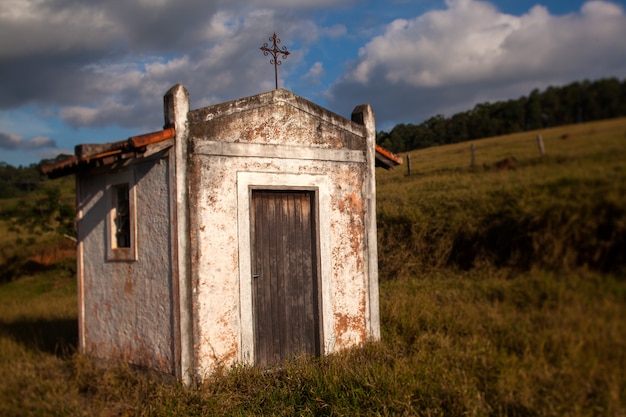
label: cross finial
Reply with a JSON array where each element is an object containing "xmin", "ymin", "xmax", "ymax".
[{"xmin": 260, "ymin": 33, "xmax": 290, "ymax": 90}]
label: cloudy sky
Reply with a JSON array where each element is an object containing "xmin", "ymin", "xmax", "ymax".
[{"xmin": 1, "ymin": 0, "xmax": 626, "ymax": 166}]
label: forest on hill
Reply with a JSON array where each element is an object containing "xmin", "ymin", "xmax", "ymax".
[{"xmin": 377, "ymin": 77, "xmax": 626, "ymax": 153}]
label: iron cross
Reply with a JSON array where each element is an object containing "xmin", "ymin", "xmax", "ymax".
[{"xmin": 260, "ymin": 33, "xmax": 290, "ymax": 90}]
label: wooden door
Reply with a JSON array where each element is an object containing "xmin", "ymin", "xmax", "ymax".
[{"xmin": 250, "ymin": 190, "xmax": 320, "ymax": 367}]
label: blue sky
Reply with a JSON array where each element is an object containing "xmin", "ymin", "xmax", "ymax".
[{"xmin": 1, "ymin": 0, "xmax": 625, "ymax": 167}]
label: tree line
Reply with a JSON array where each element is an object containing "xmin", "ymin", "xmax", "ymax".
[
  {"xmin": 0, "ymin": 162, "xmax": 44, "ymax": 198},
  {"xmin": 377, "ymin": 78, "xmax": 626, "ymax": 153},
  {"xmin": 0, "ymin": 154, "xmax": 73, "ymax": 199}
]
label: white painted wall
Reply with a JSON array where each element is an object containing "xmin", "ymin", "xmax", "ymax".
[
  {"xmin": 77, "ymin": 155, "xmax": 178, "ymax": 374},
  {"xmin": 185, "ymin": 89, "xmax": 377, "ymax": 378}
]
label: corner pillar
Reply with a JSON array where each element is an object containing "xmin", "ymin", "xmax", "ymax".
[
  {"xmin": 164, "ymin": 84, "xmax": 194, "ymax": 385},
  {"xmin": 352, "ymin": 104, "xmax": 380, "ymax": 340}
]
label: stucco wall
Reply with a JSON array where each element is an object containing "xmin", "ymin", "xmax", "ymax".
[
  {"xmin": 186, "ymin": 89, "xmax": 374, "ymax": 377},
  {"xmin": 77, "ymin": 155, "xmax": 178, "ymax": 374}
]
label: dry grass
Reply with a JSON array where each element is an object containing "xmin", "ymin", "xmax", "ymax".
[
  {"xmin": 1, "ymin": 118, "xmax": 625, "ymax": 416},
  {"xmin": 393, "ymin": 117, "xmax": 626, "ymax": 176},
  {"xmin": 377, "ymin": 117, "xmax": 626, "ymax": 277},
  {"xmin": 1, "ymin": 268, "xmax": 623, "ymax": 416}
]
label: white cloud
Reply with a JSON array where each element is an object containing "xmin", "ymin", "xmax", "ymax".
[
  {"xmin": 0, "ymin": 131, "xmax": 56, "ymax": 150},
  {"xmin": 29, "ymin": 136, "xmax": 56, "ymax": 148},
  {"xmin": 303, "ymin": 62, "xmax": 325, "ymax": 85},
  {"xmin": 59, "ymin": 107, "xmax": 100, "ymax": 126},
  {"xmin": 324, "ymin": 24, "xmax": 348, "ymax": 39},
  {"xmin": 0, "ymin": 131, "xmax": 22, "ymax": 149},
  {"xmin": 582, "ymin": 0, "xmax": 624, "ymax": 17},
  {"xmin": 328, "ymin": 0, "xmax": 626, "ymax": 125},
  {"xmin": 202, "ymin": 10, "xmax": 241, "ymax": 39}
]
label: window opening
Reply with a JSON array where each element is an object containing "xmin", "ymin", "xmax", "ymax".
[
  {"xmin": 106, "ymin": 170, "xmax": 137, "ymax": 261},
  {"xmin": 113, "ymin": 183, "xmax": 131, "ymax": 248}
]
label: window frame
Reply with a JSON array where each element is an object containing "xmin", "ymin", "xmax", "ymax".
[{"xmin": 106, "ymin": 170, "xmax": 137, "ymax": 261}]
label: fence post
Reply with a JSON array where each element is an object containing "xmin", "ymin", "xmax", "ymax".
[
  {"xmin": 470, "ymin": 143, "xmax": 476, "ymax": 168},
  {"xmin": 537, "ymin": 134, "xmax": 545, "ymax": 157},
  {"xmin": 407, "ymin": 154, "xmax": 411, "ymax": 176}
]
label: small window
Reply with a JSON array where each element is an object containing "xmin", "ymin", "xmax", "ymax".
[
  {"xmin": 112, "ymin": 184, "xmax": 131, "ymax": 248},
  {"xmin": 107, "ymin": 171, "xmax": 137, "ymax": 261}
]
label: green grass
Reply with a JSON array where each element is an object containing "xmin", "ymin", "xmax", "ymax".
[
  {"xmin": 377, "ymin": 118, "xmax": 626, "ymax": 276},
  {"xmin": 1, "ymin": 268, "xmax": 623, "ymax": 416},
  {"xmin": 1, "ymin": 118, "xmax": 625, "ymax": 416},
  {"xmin": 0, "ymin": 264, "xmax": 79, "ymax": 417},
  {"xmin": 383, "ymin": 269, "xmax": 626, "ymax": 414}
]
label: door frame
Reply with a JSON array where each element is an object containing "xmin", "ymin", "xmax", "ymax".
[{"xmin": 237, "ymin": 172, "xmax": 334, "ymax": 365}]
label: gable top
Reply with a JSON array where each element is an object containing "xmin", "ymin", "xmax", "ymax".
[{"xmin": 189, "ymin": 88, "xmax": 368, "ymax": 139}]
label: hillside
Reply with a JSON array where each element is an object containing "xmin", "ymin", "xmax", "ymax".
[
  {"xmin": 1, "ymin": 118, "xmax": 625, "ymax": 416},
  {"xmin": 377, "ymin": 117, "xmax": 626, "ymax": 276}
]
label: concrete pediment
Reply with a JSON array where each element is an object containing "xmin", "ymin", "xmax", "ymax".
[{"xmin": 188, "ymin": 89, "xmax": 368, "ymax": 151}]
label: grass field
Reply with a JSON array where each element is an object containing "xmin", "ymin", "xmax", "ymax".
[
  {"xmin": 377, "ymin": 118, "xmax": 626, "ymax": 276},
  {"xmin": 1, "ymin": 118, "xmax": 625, "ymax": 416}
]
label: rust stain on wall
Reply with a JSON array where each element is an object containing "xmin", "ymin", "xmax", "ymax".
[
  {"xmin": 337, "ymin": 183, "xmax": 366, "ymax": 273},
  {"xmin": 124, "ymin": 277, "xmax": 133, "ymax": 295},
  {"xmin": 334, "ymin": 303, "xmax": 367, "ymax": 347}
]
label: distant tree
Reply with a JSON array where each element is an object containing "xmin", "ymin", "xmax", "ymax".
[
  {"xmin": 559, "ymin": 82, "xmax": 583, "ymax": 124},
  {"xmin": 621, "ymin": 79, "xmax": 626, "ymax": 116},
  {"xmin": 501, "ymin": 98, "xmax": 526, "ymax": 133},
  {"xmin": 448, "ymin": 112, "xmax": 470, "ymax": 144},
  {"xmin": 387, "ymin": 124, "xmax": 410, "ymax": 153},
  {"xmin": 0, "ymin": 162, "xmax": 44, "ymax": 198},
  {"xmin": 423, "ymin": 115, "xmax": 447, "ymax": 146},
  {"xmin": 541, "ymin": 86, "xmax": 560, "ymax": 127},
  {"xmin": 376, "ymin": 130, "xmax": 391, "ymax": 149},
  {"xmin": 525, "ymin": 89, "xmax": 543, "ymax": 130},
  {"xmin": 468, "ymin": 103, "xmax": 496, "ymax": 139},
  {"xmin": 594, "ymin": 78, "xmax": 622, "ymax": 119}
]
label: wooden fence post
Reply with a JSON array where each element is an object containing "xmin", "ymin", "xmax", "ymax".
[
  {"xmin": 537, "ymin": 134, "xmax": 545, "ymax": 157},
  {"xmin": 407, "ymin": 154, "xmax": 411, "ymax": 176}
]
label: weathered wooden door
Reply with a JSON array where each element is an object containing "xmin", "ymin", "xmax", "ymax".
[{"xmin": 250, "ymin": 190, "xmax": 320, "ymax": 367}]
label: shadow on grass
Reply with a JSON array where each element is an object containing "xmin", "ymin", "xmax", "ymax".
[
  {"xmin": 0, "ymin": 317, "xmax": 78, "ymax": 357},
  {"xmin": 0, "ymin": 259, "xmax": 47, "ymax": 284}
]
